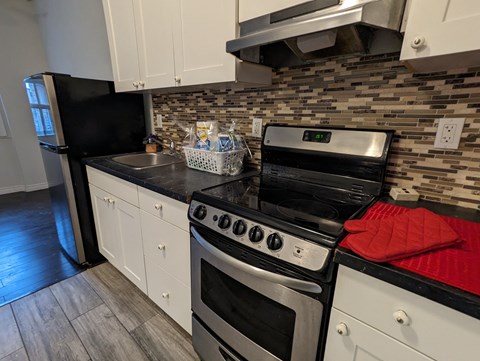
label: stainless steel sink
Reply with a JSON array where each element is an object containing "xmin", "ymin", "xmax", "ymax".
[{"xmin": 111, "ymin": 152, "xmax": 184, "ymax": 169}]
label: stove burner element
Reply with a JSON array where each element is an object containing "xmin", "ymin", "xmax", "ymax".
[{"xmin": 277, "ymin": 199, "xmax": 339, "ymax": 225}]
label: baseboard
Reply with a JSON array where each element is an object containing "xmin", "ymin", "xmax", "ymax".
[
  {"xmin": 0, "ymin": 182, "xmax": 49, "ymax": 195},
  {"xmin": 0, "ymin": 185, "xmax": 26, "ymax": 195},
  {"xmin": 25, "ymin": 182, "xmax": 49, "ymax": 192}
]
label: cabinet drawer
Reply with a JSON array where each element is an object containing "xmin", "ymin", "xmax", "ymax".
[
  {"xmin": 138, "ymin": 186, "xmax": 189, "ymax": 231},
  {"xmin": 145, "ymin": 259, "xmax": 192, "ymax": 334},
  {"xmin": 86, "ymin": 166, "xmax": 138, "ymax": 206},
  {"xmin": 325, "ymin": 309, "xmax": 433, "ymax": 361},
  {"xmin": 334, "ymin": 266, "xmax": 480, "ymax": 361},
  {"xmin": 141, "ymin": 211, "xmax": 190, "ymax": 286}
]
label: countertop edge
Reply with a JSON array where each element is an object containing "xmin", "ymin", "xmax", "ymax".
[{"xmin": 84, "ymin": 159, "xmax": 190, "ymax": 203}]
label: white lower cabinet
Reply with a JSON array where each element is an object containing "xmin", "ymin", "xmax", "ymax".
[
  {"xmin": 140, "ymin": 207, "xmax": 191, "ymax": 334},
  {"xmin": 87, "ymin": 166, "xmax": 192, "ymax": 334},
  {"xmin": 88, "ymin": 177, "xmax": 146, "ymax": 293},
  {"xmin": 325, "ymin": 265, "xmax": 480, "ymax": 361},
  {"xmin": 325, "ymin": 309, "xmax": 433, "ymax": 361}
]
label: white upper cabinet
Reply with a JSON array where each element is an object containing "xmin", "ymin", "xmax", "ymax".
[
  {"xmin": 102, "ymin": 0, "xmax": 271, "ymax": 92},
  {"xmin": 103, "ymin": 0, "xmax": 141, "ymax": 92},
  {"xmin": 172, "ymin": 0, "xmax": 236, "ymax": 86},
  {"xmin": 239, "ymin": 0, "xmax": 314, "ymax": 22},
  {"xmin": 400, "ymin": 0, "xmax": 480, "ymax": 71},
  {"xmin": 134, "ymin": 0, "xmax": 176, "ymax": 89}
]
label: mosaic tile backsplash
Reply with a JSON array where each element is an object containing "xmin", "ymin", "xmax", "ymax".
[{"xmin": 152, "ymin": 53, "xmax": 480, "ymax": 210}]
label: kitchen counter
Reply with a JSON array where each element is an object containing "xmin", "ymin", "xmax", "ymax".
[
  {"xmin": 83, "ymin": 153, "xmax": 258, "ymax": 203},
  {"xmin": 335, "ymin": 195, "xmax": 480, "ymax": 319}
]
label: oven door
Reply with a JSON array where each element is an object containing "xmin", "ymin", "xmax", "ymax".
[{"xmin": 191, "ymin": 226, "xmax": 323, "ymax": 361}]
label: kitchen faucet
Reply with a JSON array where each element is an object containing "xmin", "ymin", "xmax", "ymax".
[{"xmin": 166, "ymin": 138, "xmax": 176, "ymax": 154}]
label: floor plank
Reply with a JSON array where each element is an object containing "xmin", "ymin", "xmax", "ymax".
[
  {"xmin": 0, "ymin": 348, "xmax": 29, "ymax": 361},
  {"xmin": 0, "ymin": 305, "xmax": 24, "ymax": 359},
  {"xmin": 132, "ymin": 313, "xmax": 200, "ymax": 361},
  {"xmin": 11, "ymin": 288, "xmax": 90, "ymax": 361},
  {"xmin": 82, "ymin": 262, "xmax": 158, "ymax": 331},
  {"xmin": 50, "ymin": 273, "xmax": 103, "ymax": 320},
  {"xmin": 0, "ymin": 190, "xmax": 83, "ymax": 306},
  {"xmin": 71, "ymin": 304, "xmax": 150, "ymax": 361},
  {"xmin": 0, "ymin": 266, "xmax": 81, "ymax": 308}
]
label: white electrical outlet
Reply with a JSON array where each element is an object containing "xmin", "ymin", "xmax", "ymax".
[
  {"xmin": 252, "ymin": 117, "xmax": 263, "ymax": 138},
  {"xmin": 434, "ymin": 118, "xmax": 465, "ymax": 149},
  {"xmin": 155, "ymin": 114, "xmax": 163, "ymax": 128}
]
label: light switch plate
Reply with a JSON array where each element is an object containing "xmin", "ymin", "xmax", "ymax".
[
  {"xmin": 155, "ymin": 114, "xmax": 163, "ymax": 128},
  {"xmin": 434, "ymin": 118, "xmax": 465, "ymax": 149}
]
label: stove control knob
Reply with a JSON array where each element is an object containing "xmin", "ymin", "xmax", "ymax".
[
  {"xmin": 267, "ymin": 233, "xmax": 283, "ymax": 251},
  {"xmin": 232, "ymin": 220, "xmax": 247, "ymax": 236},
  {"xmin": 193, "ymin": 205, "xmax": 207, "ymax": 220},
  {"xmin": 248, "ymin": 226, "xmax": 264, "ymax": 243},
  {"xmin": 218, "ymin": 214, "xmax": 231, "ymax": 229}
]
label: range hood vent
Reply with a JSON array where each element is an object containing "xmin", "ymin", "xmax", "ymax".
[{"xmin": 227, "ymin": 0, "xmax": 406, "ymax": 68}]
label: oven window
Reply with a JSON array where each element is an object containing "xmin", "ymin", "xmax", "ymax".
[{"xmin": 201, "ymin": 260, "xmax": 295, "ymax": 361}]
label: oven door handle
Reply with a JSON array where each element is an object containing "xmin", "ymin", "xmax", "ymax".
[{"xmin": 191, "ymin": 226, "xmax": 323, "ymax": 294}]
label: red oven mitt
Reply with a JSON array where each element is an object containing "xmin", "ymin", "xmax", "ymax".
[{"xmin": 343, "ymin": 208, "xmax": 461, "ymax": 262}]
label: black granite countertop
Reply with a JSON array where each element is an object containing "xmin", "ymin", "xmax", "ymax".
[
  {"xmin": 83, "ymin": 153, "xmax": 259, "ymax": 204},
  {"xmin": 335, "ymin": 195, "xmax": 480, "ymax": 320}
]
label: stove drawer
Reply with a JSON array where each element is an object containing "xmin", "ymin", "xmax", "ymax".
[
  {"xmin": 333, "ymin": 265, "xmax": 480, "ymax": 361},
  {"xmin": 141, "ymin": 210, "xmax": 190, "ymax": 286},
  {"xmin": 138, "ymin": 186, "xmax": 189, "ymax": 231}
]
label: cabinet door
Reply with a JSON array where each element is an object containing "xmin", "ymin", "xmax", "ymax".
[
  {"xmin": 172, "ymin": 0, "xmax": 237, "ymax": 86},
  {"xmin": 134, "ymin": 0, "xmax": 176, "ymax": 88},
  {"xmin": 324, "ymin": 309, "xmax": 434, "ymax": 361},
  {"xmin": 102, "ymin": 0, "xmax": 141, "ymax": 92},
  {"xmin": 89, "ymin": 185, "xmax": 122, "ymax": 268},
  {"xmin": 114, "ymin": 197, "xmax": 147, "ymax": 293},
  {"xmin": 401, "ymin": 0, "xmax": 480, "ymax": 66}
]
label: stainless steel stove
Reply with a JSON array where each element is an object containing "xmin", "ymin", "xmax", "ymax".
[{"xmin": 188, "ymin": 125, "xmax": 394, "ymax": 361}]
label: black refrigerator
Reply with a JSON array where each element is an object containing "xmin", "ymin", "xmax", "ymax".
[{"xmin": 24, "ymin": 73, "xmax": 146, "ymax": 265}]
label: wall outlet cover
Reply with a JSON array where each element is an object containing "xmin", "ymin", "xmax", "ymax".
[
  {"xmin": 389, "ymin": 187, "xmax": 420, "ymax": 201},
  {"xmin": 252, "ymin": 117, "xmax": 262, "ymax": 138},
  {"xmin": 434, "ymin": 118, "xmax": 465, "ymax": 149}
]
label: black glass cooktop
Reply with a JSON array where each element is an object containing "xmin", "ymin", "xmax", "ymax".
[{"xmin": 199, "ymin": 175, "xmax": 375, "ymax": 239}]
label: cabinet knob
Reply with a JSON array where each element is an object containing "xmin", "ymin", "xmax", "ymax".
[
  {"xmin": 411, "ymin": 36, "xmax": 426, "ymax": 49},
  {"xmin": 157, "ymin": 244, "xmax": 166, "ymax": 250},
  {"xmin": 336, "ymin": 323, "xmax": 349, "ymax": 336},
  {"xmin": 103, "ymin": 196, "xmax": 108, "ymax": 202},
  {"xmin": 133, "ymin": 81, "xmax": 139, "ymax": 87},
  {"xmin": 174, "ymin": 76, "xmax": 181, "ymax": 84},
  {"xmin": 108, "ymin": 198, "xmax": 115, "ymax": 204},
  {"xmin": 161, "ymin": 292, "xmax": 169, "ymax": 299},
  {"xmin": 154, "ymin": 203, "xmax": 162, "ymax": 210},
  {"xmin": 393, "ymin": 310, "xmax": 410, "ymax": 326},
  {"xmin": 138, "ymin": 80, "xmax": 145, "ymax": 87}
]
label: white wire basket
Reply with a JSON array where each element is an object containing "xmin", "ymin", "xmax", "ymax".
[{"xmin": 183, "ymin": 146, "xmax": 246, "ymax": 175}]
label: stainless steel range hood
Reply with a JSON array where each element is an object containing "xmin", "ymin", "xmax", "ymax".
[{"xmin": 227, "ymin": 0, "xmax": 406, "ymax": 68}]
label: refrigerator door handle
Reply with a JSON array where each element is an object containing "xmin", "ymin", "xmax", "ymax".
[{"xmin": 39, "ymin": 141, "xmax": 69, "ymax": 154}]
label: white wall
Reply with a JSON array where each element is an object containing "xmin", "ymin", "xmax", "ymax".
[
  {"xmin": 0, "ymin": 0, "xmax": 49, "ymax": 194},
  {"xmin": 34, "ymin": 0, "xmax": 113, "ymax": 80}
]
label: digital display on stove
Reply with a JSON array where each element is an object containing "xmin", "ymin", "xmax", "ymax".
[{"xmin": 302, "ymin": 130, "xmax": 331, "ymax": 143}]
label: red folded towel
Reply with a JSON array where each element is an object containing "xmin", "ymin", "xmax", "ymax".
[{"xmin": 343, "ymin": 208, "xmax": 461, "ymax": 262}]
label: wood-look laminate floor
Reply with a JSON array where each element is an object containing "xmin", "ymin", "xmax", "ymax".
[
  {"xmin": 1, "ymin": 262, "xmax": 199, "ymax": 361},
  {"xmin": 0, "ymin": 190, "xmax": 83, "ymax": 306}
]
